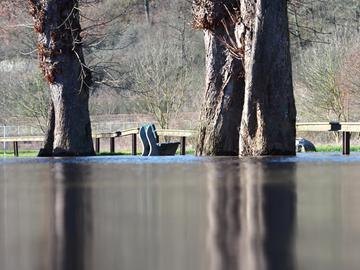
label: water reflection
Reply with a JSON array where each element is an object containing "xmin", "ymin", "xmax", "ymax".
[
  {"xmin": 3, "ymin": 156, "xmax": 360, "ymax": 270},
  {"xmin": 207, "ymin": 161, "xmax": 297, "ymax": 270},
  {"xmin": 51, "ymin": 163, "xmax": 93, "ymax": 270}
]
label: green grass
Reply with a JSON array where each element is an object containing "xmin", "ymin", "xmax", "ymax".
[
  {"xmin": 4, "ymin": 146, "xmax": 358, "ymax": 158},
  {"xmin": 1, "ymin": 150, "xmax": 38, "ymax": 158},
  {"xmin": 1, "ymin": 148, "xmax": 197, "ymax": 158},
  {"xmin": 1, "ymin": 150, "xmax": 137, "ymax": 158},
  {"xmin": 1, "ymin": 147, "xmax": 196, "ymax": 158},
  {"xmin": 316, "ymin": 145, "xmax": 360, "ymax": 152},
  {"xmin": 176, "ymin": 149, "xmax": 195, "ymax": 155}
]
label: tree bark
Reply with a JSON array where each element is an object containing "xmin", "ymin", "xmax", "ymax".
[
  {"xmin": 238, "ymin": 0, "xmax": 296, "ymax": 156},
  {"xmin": 38, "ymin": 100, "xmax": 55, "ymax": 157},
  {"xmin": 193, "ymin": 0, "xmax": 245, "ymax": 156},
  {"xmin": 29, "ymin": 0, "xmax": 95, "ymax": 156},
  {"xmin": 193, "ymin": 0, "xmax": 296, "ymax": 156}
]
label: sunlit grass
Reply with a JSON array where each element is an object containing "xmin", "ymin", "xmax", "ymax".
[
  {"xmin": 0, "ymin": 149, "xmax": 195, "ymax": 158},
  {"xmin": 1, "ymin": 150, "xmax": 38, "ymax": 158},
  {"xmin": 316, "ymin": 145, "xmax": 360, "ymax": 152},
  {"xmin": 1, "ymin": 148, "xmax": 196, "ymax": 158},
  {"xmin": 2, "ymin": 146, "xmax": 359, "ymax": 158},
  {"xmin": 1, "ymin": 150, "xmax": 138, "ymax": 158}
]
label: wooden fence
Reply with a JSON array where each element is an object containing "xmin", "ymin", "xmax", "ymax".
[
  {"xmin": 0, "ymin": 128, "xmax": 196, "ymax": 157},
  {"xmin": 1, "ymin": 122, "xmax": 360, "ymax": 157}
]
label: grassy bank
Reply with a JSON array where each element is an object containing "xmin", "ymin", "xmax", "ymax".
[
  {"xmin": 1, "ymin": 150, "xmax": 137, "ymax": 157},
  {"xmin": 316, "ymin": 145, "xmax": 360, "ymax": 152},
  {"xmin": 1, "ymin": 150, "xmax": 38, "ymax": 158},
  {"xmin": 1, "ymin": 149, "xmax": 196, "ymax": 158},
  {"xmin": 2, "ymin": 147, "xmax": 359, "ymax": 158}
]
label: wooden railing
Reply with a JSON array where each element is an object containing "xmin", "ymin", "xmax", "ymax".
[
  {"xmin": 296, "ymin": 122, "xmax": 360, "ymax": 132},
  {"xmin": 0, "ymin": 128, "xmax": 197, "ymax": 157},
  {"xmin": 1, "ymin": 122, "xmax": 360, "ymax": 157},
  {"xmin": 296, "ymin": 122, "xmax": 360, "ymax": 155}
]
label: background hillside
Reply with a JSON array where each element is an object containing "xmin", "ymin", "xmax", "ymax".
[{"xmin": 0, "ymin": 0, "xmax": 359, "ymax": 130}]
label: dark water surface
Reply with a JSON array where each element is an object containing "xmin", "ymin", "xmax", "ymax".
[{"xmin": 1, "ymin": 154, "xmax": 360, "ymax": 270}]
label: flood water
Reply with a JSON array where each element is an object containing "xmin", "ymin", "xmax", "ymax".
[{"xmin": 1, "ymin": 154, "xmax": 360, "ymax": 270}]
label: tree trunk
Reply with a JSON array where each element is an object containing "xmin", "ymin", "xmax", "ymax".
[
  {"xmin": 238, "ymin": 0, "xmax": 296, "ymax": 156},
  {"xmin": 29, "ymin": 0, "xmax": 95, "ymax": 156},
  {"xmin": 193, "ymin": 0, "xmax": 296, "ymax": 156},
  {"xmin": 38, "ymin": 100, "xmax": 55, "ymax": 157},
  {"xmin": 193, "ymin": 1, "xmax": 245, "ymax": 156}
]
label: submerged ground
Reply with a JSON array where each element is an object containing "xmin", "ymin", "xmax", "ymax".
[{"xmin": 1, "ymin": 154, "xmax": 360, "ymax": 270}]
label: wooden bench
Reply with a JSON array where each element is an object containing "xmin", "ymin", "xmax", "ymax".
[{"xmin": 139, "ymin": 124, "xmax": 180, "ymax": 156}]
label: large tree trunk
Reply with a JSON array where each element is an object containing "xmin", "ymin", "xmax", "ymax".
[
  {"xmin": 193, "ymin": 1, "xmax": 245, "ymax": 156},
  {"xmin": 238, "ymin": 0, "xmax": 296, "ymax": 155},
  {"xmin": 193, "ymin": 0, "xmax": 296, "ymax": 156},
  {"xmin": 29, "ymin": 0, "xmax": 95, "ymax": 156}
]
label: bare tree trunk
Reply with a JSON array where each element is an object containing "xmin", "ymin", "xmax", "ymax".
[
  {"xmin": 38, "ymin": 100, "xmax": 55, "ymax": 157},
  {"xmin": 193, "ymin": 1, "xmax": 245, "ymax": 156},
  {"xmin": 196, "ymin": 31, "xmax": 244, "ymax": 156},
  {"xmin": 193, "ymin": 0, "xmax": 295, "ymax": 156},
  {"xmin": 29, "ymin": 0, "xmax": 95, "ymax": 156},
  {"xmin": 238, "ymin": 0, "xmax": 296, "ymax": 156}
]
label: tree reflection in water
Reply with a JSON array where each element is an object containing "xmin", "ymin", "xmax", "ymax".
[
  {"xmin": 207, "ymin": 161, "xmax": 297, "ymax": 270},
  {"xmin": 51, "ymin": 163, "xmax": 93, "ymax": 270}
]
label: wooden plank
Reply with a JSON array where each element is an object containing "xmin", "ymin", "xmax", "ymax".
[
  {"xmin": 296, "ymin": 122, "xmax": 333, "ymax": 132},
  {"xmin": 0, "ymin": 133, "xmax": 118, "ymax": 143},
  {"xmin": 340, "ymin": 123, "xmax": 360, "ymax": 132},
  {"xmin": 156, "ymin": 129, "xmax": 196, "ymax": 137},
  {"xmin": 296, "ymin": 122, "xmax": 360, "ymax": 132},
  {"xmin": 119, "ymin": 128, "xmax": 139, "ymax": 137},
  {"xmin": 0, "ymin": 136, "xmax": 44, "ymax": 142},
  {"xmin": 296, "ymin": 122, "xmax": 331, "ymax": 125},
  {"xmin": 93, "ymin": 132, "xmax": 118, "ymax": 139},
  {"xmin": 117, "ymin": 128, "xmax": 196, "ymax": 137}
]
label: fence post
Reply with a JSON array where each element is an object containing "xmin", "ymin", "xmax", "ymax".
[
  {"xmin": 132, "ymin": 134, "xmax": 137, "ymax": 155},
  {"xmin": 180, "ymin": 137, "xmax": 186, "ymax": 155},
  {"xmin": 13, "ymin": 141, "xmax": 19, "ymax": 157},
  {"xmin": 95, "ymin": 138, "xmax": 100, "ymax": 154},
  {"xmin": 342, "ymin": 132, "xmax": 351, "ymax": 155},
  {"xmin": 2, "ymin": 125, "xmax": 5, "ymax": 156},
  {"xmin": 110, "ymin": 137, "xmax": 115, "ymax": 153}
]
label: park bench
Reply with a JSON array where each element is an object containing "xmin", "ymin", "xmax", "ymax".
[
  {"xmin": 296, "ymin": 138, "xmax": 316, "ymax": 152},
  {"xmin": 139, "ymin": 124, "xmax": 180, "ymax": 156}
]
